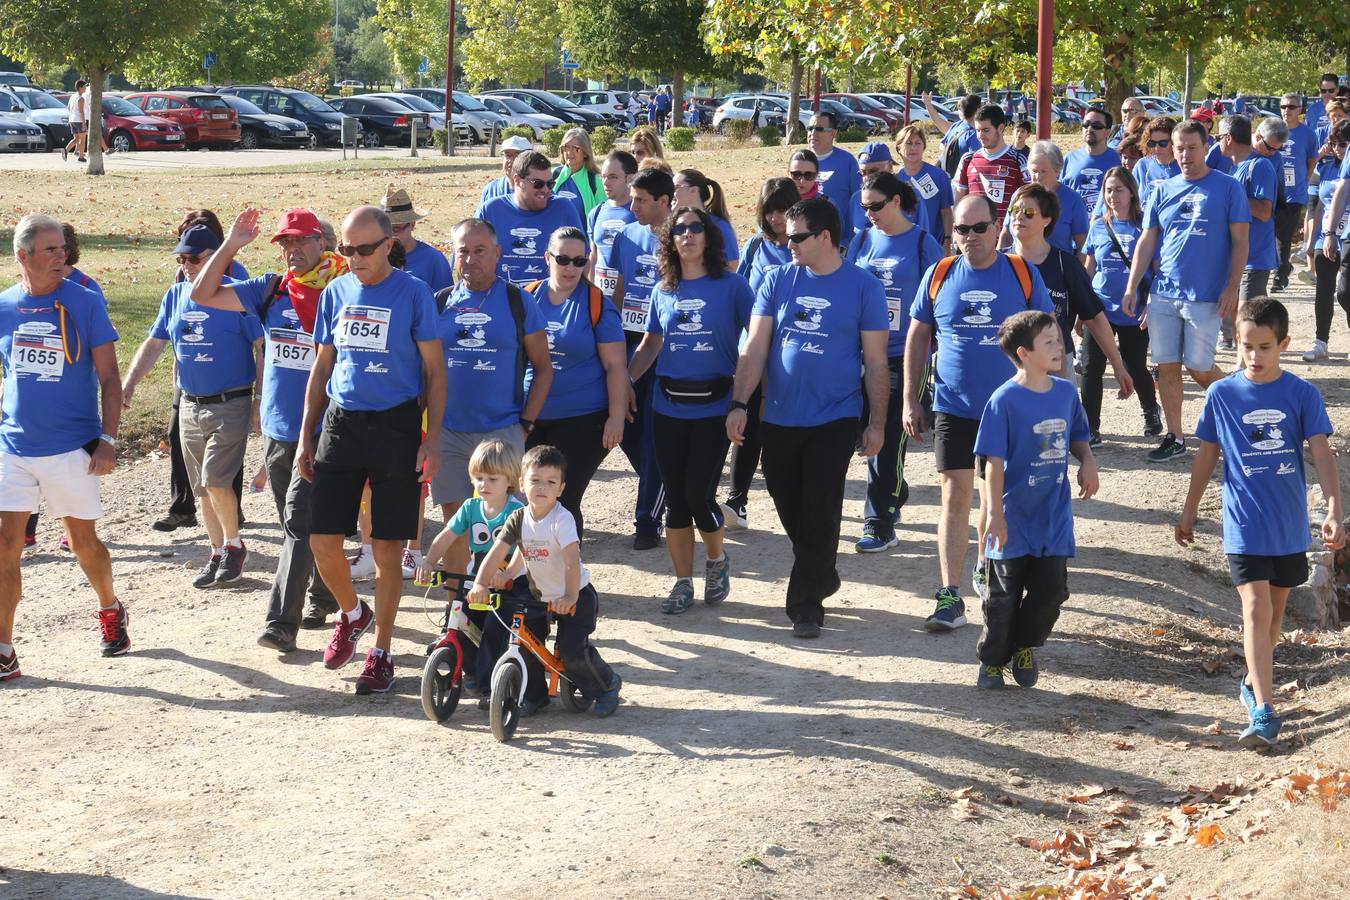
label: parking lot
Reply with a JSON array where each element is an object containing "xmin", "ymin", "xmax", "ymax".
[{"xmin": 0, "ymin": 143, "xmax": 492, "ymax": 171}]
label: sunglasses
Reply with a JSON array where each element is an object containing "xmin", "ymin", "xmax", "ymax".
[
  {"xmin": 336, "ymin": 238, "xmax": 389, "ymax": 258},
  {"xmin": 176, "ymin": 252, "xmax": 207, "ymax": 264},
  {"xmin": 807, "ymin": 126, "xmax": 833, "ymax": 133},
  {"xmin": 1321, "ymin": 88, "xmax": 1337, "ymax": 94},
  {"xmin": 1084, "ymin": 121, "xmax": 1108, "ymax": 130},
  {"xmin": 1147, "ymin": 139, "xmax": 1170, "ymax": 148},
  {"xmin": 860, "ymin": 199, "xmax": 890, "ymax": 213},
  {"xmin": 953, "ymin": 221, "xmax": 995, "ymax": 235},
  {"xmin": 670, "ymin": 222, "xmax": 706, "ymax": 236},
  {"xmin": 789, "ymin": 170, "xmax": 818, "ymax": 181},
  {"xmin": 786, "ymin": 229, "xmax": 821, "ymax": 244},
  {"xmin": 1008, "ymin": 206, "xmax": 1039, "ymax": 219},
  {"xmin": 1279, "ymin": 104, "xmax": 1302, "ymax": 110},
  {"xmin": 525, "ymin": 176, "xmax": 555, "ymax": 190},
  {"xmin": 550, "ymin": 254, "xmax": 588, "ymax": 268}
]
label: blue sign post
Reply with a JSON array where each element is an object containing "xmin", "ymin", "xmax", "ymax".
[
  {"xmin": 419, "ymin": 57, "xmax": 429, "ymax": 74},
  {"xmin": 560, "ymin": 49, "xmax": 579, "ymax": 71},
  {"xmin": 203, "ymin": 51, "xmax": 217, "ymax": 82}
]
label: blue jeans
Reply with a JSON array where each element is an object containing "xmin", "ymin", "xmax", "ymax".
[{"xmin": 619, "ymin": 362, "xmax": 666, "ymax": 533}]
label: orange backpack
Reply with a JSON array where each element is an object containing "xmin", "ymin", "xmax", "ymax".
[{"xmin": 926, "ymin": 253, "xmax": 1034, "ymax": 307}]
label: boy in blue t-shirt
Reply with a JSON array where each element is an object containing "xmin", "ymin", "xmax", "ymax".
[
  {"xmin": 1177, "ymin": 298, "xmax": 1345, "ymax": 750},
  {"xmin": 973, "ymin": 311, "xmax": 1098, "ymax": 690}
]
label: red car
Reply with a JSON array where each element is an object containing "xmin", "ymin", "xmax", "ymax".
[
  {"xmin": 124, "ymin": 90, "xmax": 240, "ymax": 147},
  {"xmin": 822, "ymin": 93, "xmax": 904, "ymax": 132},
  {"xmin": 101, "ymin": 95, "xmax": 186, "ymax": 152}
]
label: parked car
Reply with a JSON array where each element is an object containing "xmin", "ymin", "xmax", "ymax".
[
  {"xmin": 334, "ymin": 80, "xmax": 364, "ymax": 89},
  {"xmin": 100, "ymin": 95, "xmax": 187, "ymax": 152},
  {"xmin": 1138, "ymin": 95, "xmax": 1183, "ymax": 115},
  {"xmin": 219, "ymin": 85, "xmax": 359, "ymax": 147},
  {"xmin": 566, "ymin": 90, "xmax": 632, "ymax": 126},
  {"xmin": 476, "ymin": 94, "xmax": 564, "ymax": 139},
  {"xmin": 712, "ymin": 94, "xmax": 807, "ymax": 132},
  {"xmin": 0, "ymin": 85, "xmax": 71, "ymax": 151},
  {"xmin": 0, "ymin": 72, "xmax": 32, "ymax": 87},
  {"xmin": 217, "ymin": 94, "xmax": 309, "ymax": 149},
  {"xmin": 823, "ymin": 93, "xmax": 904, "ymax": 131},
  {"xmin": 328, "ymin": 95, "xmax": 431, "ymax": 146},
  {"xmin": 0, "ymin": 114, "xmax": 47, "ymax": 152},
  {"xmin": 125, "ymin": 91, "xmax": 240, "ymax": 148},
  {"xmin": 866, "ymin": 93, "xmax": 936, "ymax": 124},
  {"xmin": 404, "ymin": 89, "xmax": 506, "ymax": 143},
  {"xmin": 481, "ymin": 89, "xmax": 606, "ymax": 130},
  {"xmin": 358, "ymin": 92, "xmax": 470, "ymax": 143},
  {"xmin": 818, "ymin": 98, "xmax": 888, "ymax": 135}
]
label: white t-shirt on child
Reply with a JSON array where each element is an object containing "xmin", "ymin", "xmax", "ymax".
[{"xmin": 499, "ymin": 503, "xmax": 591, "ymax": 604}]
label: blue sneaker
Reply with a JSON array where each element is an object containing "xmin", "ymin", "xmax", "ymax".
[
  {"xmin": 856, "ymin": 521, "xmax": 899, "ymax": 553},
  {"xmin": 661, "ymin": 579, "xmax": 695, "ymax": 615},
  {"xmin": 1239, "ymin": 703, "xmax": 1282, "ymax": 751},
  {"xmin": 593, "ymin": 673, "xmax": 622, "ymax": 717},
  {"xmin": 925, "ymin": 588, "xmax": 967, "ymax": 632},
  {"xmin": 704, "ymin": 553, "xmax": 731, "ymax": 605},
  {"xmin": 1238, "ymin": 674, "xmax": 1256, "ymax": 718}
]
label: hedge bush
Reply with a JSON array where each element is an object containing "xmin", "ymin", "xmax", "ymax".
[
  {"xmin": 723, "ymin": 119, "xmax": 754, "ymax": 145},
  {"xmin": 838, "ymin": 125, "xmax": 870, "ymax": 144},
  {"xmin": 541, "ymin": 126, "xmax": 567, "ymax": 156},
  {"xmin": 757, "ymin": 125, "xmax": 782, "ymax": 147},
  {"xmin": 499, "ymin": 125, "xmax": 535, "ymax": 143},
  {"xmin": 590, "ymin": 125, "xmax": 619, "ymax": 155},
  {"xmin": 665, "ymin": 127, "xmax": 696, "ymax": 151}
]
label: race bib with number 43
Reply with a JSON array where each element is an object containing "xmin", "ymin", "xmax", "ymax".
[{"xmin": 334, "ymin": 306, "xmax": 390, "ymax": 352}]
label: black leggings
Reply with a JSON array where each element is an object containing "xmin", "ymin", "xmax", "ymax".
[
  {"xmin": 527, "ymin": 409, "xmax": 611, "ymax": 539},
  {"xmin": 724, "ymin": 384, "xmax": 763, "ymax": 509},
  {"xmin": 653, "ymin": 413, "xmax": 731, "ymax": 532},
  {"xmin": 1081, "ymin": 323, "xmax": 1157, "ymax": 433},
  {"xmin": 1315, "ymin": 250, "xmax": 1348, "ymax": 343}
]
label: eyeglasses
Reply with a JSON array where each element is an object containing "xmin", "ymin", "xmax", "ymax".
[
  {"xmin": 1008, "ymin": 206, "xmax": 1039, "ymax": 219},
  {"xmin": 670, "ymin": 222, "xmax": 706, "ymax": 236},
  {"xmin": 786, "ymin": 229, "xmax": 821, "ymax": 244},
  {"xmin": 1321, "ymin": 88, "xmax": 1337, "ymax": 94},
  {"xmin": 1121, "ymin": 107, "xmax": 1143, "ymax": 114},
  {"xmin": 1084, "ymin": 121, "xmax": 1108, "ymax": 130},
  {"xmin": 789, "ymin": 170, "xmax": 818, "ymax": 181},
  {"xmin": 953, "ymin": 221, "xmax": 995, "ymax": 235},
  {"xmin": 549, "ymin": 253, "xmax": 589, "ymax": 268},
  {"xmin": 807, "ymin": 126, "xmax": 833, "ymax": 133},
  {"xmin": 336, "ymin": 238, "xmax": 389, "ymax": 258},
  {"xmin": 176, "ymin": 252, "xmax": 207, "ymax": 264},
  {"xmin": 1147, "ymin": 139, "xmax": 1170, "ymax": 148},
  {"xmin": 860, "ymin": 199, "xmax": 890, "ymax": 213},
  {"xmin": 277, "ymin": 235, "xmax": 318, "ymax": 249},
  {"xmin": 1279, "ymin": 104, "xmax": 1302, "ymax": 110},
  {"xmin": 524, "ymin": 176, "xmax": 555, "ymax": 190}
]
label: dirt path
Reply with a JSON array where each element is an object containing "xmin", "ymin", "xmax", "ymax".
[{"xmin": 3, "ymin": 281, "xmax": 1349, "ymax": 900}]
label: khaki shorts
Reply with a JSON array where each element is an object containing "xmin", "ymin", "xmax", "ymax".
[{"xmin": 180, "ymin": 394, "xmax": 252, "ymax": 496}]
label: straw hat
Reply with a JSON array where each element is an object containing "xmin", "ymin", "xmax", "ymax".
[{"xmin": 380, "ymin": 186, "xmax": 429, "ymax": 225}]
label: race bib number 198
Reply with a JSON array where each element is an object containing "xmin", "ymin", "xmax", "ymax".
[
  {"xmin": 11, "ymin": 333, "xmax": 64, "ymax": 378},
  {"xmin": 597, "ymin": 267, "xmax": 619, "ymax": 299},
  {"xmin": 334, "ymin": 306, "xmax": 390, "ymax": 351},
  {"xmin": 268, "ymin": 328, "xmax": 315, "ymax": 371}
]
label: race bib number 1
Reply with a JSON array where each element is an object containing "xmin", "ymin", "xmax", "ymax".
[
  {"xmin": 11, "ymin": 333, "xmax": 64, "ymax": 378},
  {"xmin": 269, "ymin": 328, "xmax": 315, "ymax": 371},
  {"xmin": 334, "ymin": 306, "xmax": 390, "ymax": 351},
  {"xmin": 622, "ymin": 294, "xmax": 651, "ymax": 333}
]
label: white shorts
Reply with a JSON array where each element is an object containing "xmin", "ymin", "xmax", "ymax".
[{"xmin": 0, "ymin": 447, "xmax": 105, "ymax": 520}]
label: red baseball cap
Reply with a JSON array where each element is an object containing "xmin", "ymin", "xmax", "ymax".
[
  {"xmin": 271, "ymin": 208, "xmax": 322, "ymax": 242},
  {"xmin": 1191, "ymin": 107, "xmax": 1214, "ymax": 124}
]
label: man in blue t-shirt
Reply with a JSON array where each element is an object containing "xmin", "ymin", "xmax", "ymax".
[
  {"xmin": 0, "ymin": 214, "xmax": 126, "ymax": 680},
  {"xmin": 609, "ymin": 168, "xmax": 674, "ymax": 549},
  {"xmin": 1274, "ymin": 95, "xmax": 1318, "ymax": 291},
  {"xmin": 382, "ymin": 186, "xmax": 452, "ymax": 293},
  {"xmin": 187, "ymin": 206, "xmax": 349, "ymax": 649},
  {"xmin": 1306, "ymin": 74, "xmax": 1341, "ymax": 133},
  {"xmin": 1061, "ymin": 108, "xmax": 1122, "ymax": 208},
  {"xmin": 299, "ymin": 206, "xmax": 446, "ymax": 696},
  {"xmin": 1124, "ymin": 118, "xmax": 1250, "ymax": 464},
  {"xmin": 905, "ymin": 194, "xmax": 1056, "ymax": 635},
  {"xmin": 475, "ymin": 150, "xmax": 585, "ymax": 285},
  {"xmin": 726, "ymin": 197, "xmax": 889, "ymax": 638},
  {"xmin": 925, "ymin": 92, "xmax": 982, "ymax": 161},
  {"xmin": 808, "ymin": 111, "xmax": 864, "ymax": 245},
  {"xmin": 123, "ymin": 225, "xmax": 264, "ymax": 590},
  {"xmin": 588, "ymin": 148, "xmax": 638, "ymax": 299},
  {"xmin": 479, "ymin": 135, "xmax": 532, "ymax": 208},
  {"xmin": 1220, "ymin": 116, "xmax": 1280, "ymax": 345}
]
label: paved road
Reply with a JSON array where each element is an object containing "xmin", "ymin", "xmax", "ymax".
[{"xmin": 0, "ymin": 144, "xmax": 493, "ymax": 172}]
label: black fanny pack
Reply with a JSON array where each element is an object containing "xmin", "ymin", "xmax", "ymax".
[{"xmin": 659, "ymin": 375, "xmax": 733, "ymax": 404}]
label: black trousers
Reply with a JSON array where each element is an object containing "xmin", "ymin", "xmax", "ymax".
[
  {"xmin": 977, "ymin": 556, "xmax": 1069, "ymax": 667},
  {"xmin": 1081, "ymin": 324, "xmax": 1157, "ymax": 433},
  {"xmin": 262, "ymin": 437, "xmax": 335, "ymax": 637},
  {"xmin": 528, "ymin": 409, "xmax": 611, "ymax": 539},
  {"xmin": 653, "ymin": 413, "xmax": 730, "ymax": 532},
  {"xmin": 760, "ymin": 418, "xmax": 858, "ymax": 625},
  {"xmin": 1315, "ymin": 250, "xmax": 1348, "ymax": 343},
  {"xmin": 1334, "ymin": 248, "xmax": 1350, "ymax": 344},
  {"xmin": 168, "ymin": 395, "xmax": 243, "ymax": 518},
  {"xmin": 863, "ymin": 357, "xmax": 916, "ymax": 527},
  {"xmin": 553, "ymin": 583, "xmax": 616, "ymax": 697},
  {"xmin": 1275, "ymin": 201, "xmax": 1305, "ymax": 282},
  {"xmin": 724, "ymin": 384, "xmax": 763, "ymax": 511}
]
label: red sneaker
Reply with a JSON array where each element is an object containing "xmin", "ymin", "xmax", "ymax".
[
  {"xmin": 0, "ymin": 646, "xmax": 19, "ymax": 682},
  {"xmin": 98, "ymin": 603, "xmax": 131, "ymax": 657},
  {"xmin": 354, "ymin": 649, "xmax": 395, "ymax": 695},
  {"xmin": 323, "ymin": 601, "xmax": 372, "ymax": 670}
]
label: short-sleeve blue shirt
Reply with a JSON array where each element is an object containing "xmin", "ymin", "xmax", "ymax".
[
  {"xmin": 150, "ymin": 281, "xmax": 263, "ymax": 396},
  {"xmin": 1233, "ymin": 154, "xmax": 1279, "ymax": 272},
  {"xmin": 233, "ymin": 275, "xmax": 314, "ymax": 442},
  {"xmin": 588, "ymin": 200, "xmax": 635, "ymax": 271},
  {"xmin": 1084, "ymin": 218, "xmax": 1150, "ymax": 326},
  {"xmin": 404, "ymin": 240, "xmax": 454, "ymax": 294},
  {"xmin": 899, "ymin": 163, "xmax": 955, "ymax": 238},
  {"xmin": 437, "ymin": 278, "xmax": 546, "ymax": 432},
  {"xmin": 1061, "ymin": 147, "xmax": 1122, "ymax": 207},
  {"xmin": 476, "ymin": 194, "xmax": 585, "ymax": 286},
  {"xmin": 846, "ymin": 224, "xmax": 944, "ymax": 356},
  {"xmin": 1281, "ymin": 122, "xmax": 1319, "ymax": 205},
  {"xmin": 608, "ymin": 222, "xmax": 661, "ymax": 340},
  {"xmin": 524, "ymin": 280, "xmax": 624, "ymax": 420},
  {"xmin": 645, "ymin": 272, "xmax": 754, "ymax": 419},
  {"xmin": 1141, "ymin": 170, "xmax": 1251, "ymax": 303}
]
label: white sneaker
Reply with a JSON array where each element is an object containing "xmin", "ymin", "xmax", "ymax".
[
  {"xmin": 1296, "ymin": 270, "xmax": 1316, "ymax": 286},
  {"xmin": 349, "ymin": 546, "xmax": 376, "ymax": 581},
  {"xmin": 1303, "ymin": 339, "xmax": 1329, "ymax": 362},
  {"xmin": 719, "ymin": 501, "xmax": 749, "ymax": 531},
  {"xmin": 400, "ymin": 548, "xmax": 422, "ymax": 580}
]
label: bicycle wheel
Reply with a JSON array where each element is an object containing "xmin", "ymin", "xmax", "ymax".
[
  {"xmin": 489, "ymin": 659, "xmax": 523, "ymax": 743},
  {"xmin": 558, "ymin": 676, "xmax": 593, "ymax": 713},
  {"xmin": 420, "ymin": 644, "xmax": 462, "ymax": 722}
]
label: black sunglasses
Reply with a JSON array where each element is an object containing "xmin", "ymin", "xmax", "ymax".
[
  {"xmin": 860, "ymin": 199, "xmax": 890, "ymax": 212},
  {"xmin": 1147, "ymin": 139, "xmax": 1170, "ymax": 148},
  {"xmin": 1279, "ymin": 104, "xmax": 1302, "ymax": 110},
  {"xmin": 336, "ymin": 238, "xmax": 389, "ymax": 258},
  {"xmin": 1084, "ymin": 121, "xmax": 1108, "ymax": 130},
  {"xmin": 807, "ymin": 125, "xmax": 833, "ymax": 133},
  {"xmin": 550, "ymin": 254, "xmax": 588, "ymax": 268},
  {"xmin": 789, "ymin": 170, "xmax": 818, "ymax": 181},
  {"xmin": 670, "ymin": 222, "xmax": 706, "ymax": 236},
  {"xmin": 525, "ymin": 176, "xmax": 555, "ymax": 190},
  {"xmin": 953, "ymin": 221, "xmax": 995, "ymax": 236},
  {"xmin": 1321, "ymin": 88, "xmax": 1337, "ymax": 94},
  {"xmin": 176, "ymin": 252, "xmax": 207, "ymax": 265},
  {"xmin": 786, "ymin": 229, "xmax": 821, "ymax": 244}
]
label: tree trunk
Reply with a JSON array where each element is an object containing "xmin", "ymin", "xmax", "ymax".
[
  {"xmin": 672, "ymin": 67, "xmax": 684, "ymax": 132},
  {"xmin": 786, "ymin": 52, "xmax": 804, "ymax": 144},
  {"xmin": 1182, "ymin": 48, "xmax": 1194, "ymax": 119},
  {"xmin": 87, "ymin": 66, "xmax": 105, "ymax": 176},
  {"xmin": 1101, "ymin": 37, "xmax": 1136, "ymax": 130}
]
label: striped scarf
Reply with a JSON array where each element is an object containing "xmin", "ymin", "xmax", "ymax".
[{"xmin": 279, "ymin": 251, "xmax": 347, "ymax": 332}]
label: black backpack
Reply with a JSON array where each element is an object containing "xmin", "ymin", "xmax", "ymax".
[
  {"xmin": 942, "ymin": 132, "xmax": 966, "ymax": 178},
  {"xmin": 434, "ymin": 281, "xmax": 528, "ymax": 406}
]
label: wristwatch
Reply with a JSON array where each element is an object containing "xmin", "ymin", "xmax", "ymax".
[
  {"xmin": 99, "ymin": 433, "xmax": 118, "ymax": 447},
  {"xmin": 519, "ymin": 418, "xmax": 535, "ymax": 434},
  {"xmin": 730, "ymin": 400, "xmax": 749, "ymax": 412}
]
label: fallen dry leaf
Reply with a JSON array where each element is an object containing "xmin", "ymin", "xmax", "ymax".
[
  {"xmin": 1110, "ymin": 740, "xmax": 1135, "ymax": 751},
  {"xmin": 1063, "ymin": 784, "xmax": 1109, "ymax": 803},
  {"xmin": 1202, "ymin": 719, "xmax": 1224, "ymax": 735},
  {"xmin": 1190, "ymin": 822, "xmax": 1226, "ymax": 847},
  {"xmin": 1277, "ymin": 679, "xmax": 1302, "ymax": 694},
  {"xmin": 1103, "ymin": 800, "xmax": 1137, "ymax": 817},
  {"xmin": 1201, "ymin": 658, "xmax": 1222, "ymax": 675},
  {"xmin": 1239, "ymin": 812, "xmax": 1271, "ymax": 843},
  {"xmin": 950, "ymin": 798, "xmax": 979, "ymax": 821},
  {"xmin": 949, "ymin": 786, "xmax": 976, "ymax": 800}
]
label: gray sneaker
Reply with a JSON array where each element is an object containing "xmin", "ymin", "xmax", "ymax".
[
  {"xmin": 661, "ymin": 579, "xmax": 695, "ymax": 615},
  {"xmin": 192, "ymin": 554, "xmax": 222, "ymax": 589},
  {"xmin": 976, "ymin": 664, "xmax": 1006, "ymax": 689},
  {"xmin": 215, "ymin": 541, "xmax": 248, "ymax": 584},
  {"xmin": 704, "ymin": 554, "xmax": 731, "ymax": 605}
]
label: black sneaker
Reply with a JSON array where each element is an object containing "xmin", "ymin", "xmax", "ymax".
[
  {"xmin": 216, "ymin": 542, "xmax": 247, "ymax": 584},
  {"xmin": 257, "ymin": 624, "xmax": 297, "ymax": 653},
  {"xmin": 1088, "ymin": 433, "xmax": 1103, "ymax": 448},
  {"xmin": 1010, "ymin": 647, "xmax": 1039, "ymax": 687},
  {"xmin": 300, "ymin": 599, "xmax": 338, "ymax": 630},
  {"xmin": 791, "ymin": 620, "xmax": 822, "ymax": 639},
  {"xmin": 153, "ymin": 511, "xmax": 197, "ymax": 532},
  {"xmin": 1146, "ymin": 433, "xmax": 1186, "ymax": 463},
  {"xmin": 976, "ymin": 664, "xmax": 1006, "ymax": 689},
  {"xmin": 193, "ymin": 554, "xmax": 222, "ymax": 589},
  {"xmin": 633, "ymin": 528, "xmax": 661, "ymax": 551},
  {"xmin": 1142, "ymin": 406, "xmax": 1163, "ymax": 437},
  {"xmin": 98, "ymin": 603, "xmax": 131, "ymax": 657}
]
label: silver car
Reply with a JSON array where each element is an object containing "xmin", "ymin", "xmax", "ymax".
[
  {"xmin": 0, "ymin": 86, "xmax": 71, "ymax": 149},
  {"xmin": 404, "ymin": 89, "xmax": 507, "ymax": 143},
  {"xmin": 476, "ymin": 95, "xmax": 564, "ymax": 139},
  {"xmin": 0, "ymin": 114, "xmax": 47, "ymax": 151},
  {"xmin": 358, "ymin": 92, "xmax": 470, "ymax": 143}
]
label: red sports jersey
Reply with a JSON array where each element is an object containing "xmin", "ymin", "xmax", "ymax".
[{"xmin": 955, "ymin": 147, "xmax": 1026, "ymax": 221}]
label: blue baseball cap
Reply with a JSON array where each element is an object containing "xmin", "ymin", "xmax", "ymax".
[
  {"xmin": 857, "ymin": 142, "xmax": 893, "ymax": 165},
  {"xmin": 173, "ymin": 224, "xmax": 221, "ymax": 256}
]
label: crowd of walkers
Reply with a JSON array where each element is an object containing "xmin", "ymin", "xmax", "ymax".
[{"xmin": 2, "ymin": 88, "xmax": 1348, "ymax": 748}]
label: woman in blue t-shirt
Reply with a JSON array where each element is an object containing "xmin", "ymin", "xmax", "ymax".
[
  {"xmin": 1080, "ymin": 167, "xmax": 1162, "ymax": 441},
  {"xmin": 672, "ymin": 168, "xmax": 739, "ymax": 269},
  {"xmin": 628, "ymin": 207, "xmax": 753, "ymax": 616},
  {"xmin": 1303, "ymin": 120, "xmax": 1349, "ymax": 360},
  {"xmin": 523, "ymin": 227, "xmax": 629, "ymax": 537}
]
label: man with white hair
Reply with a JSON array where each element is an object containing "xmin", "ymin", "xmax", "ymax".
[{"xmin": 0, "ymin": 214, "xmax": 126, "ymax": 680}]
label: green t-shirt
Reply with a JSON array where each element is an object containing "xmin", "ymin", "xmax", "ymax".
[{"xmin": 450, "ymin": 495, "xmax": 525, "ymax": 574}]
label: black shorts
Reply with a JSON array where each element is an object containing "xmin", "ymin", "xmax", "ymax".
[
  {"xmin": 1227, "ymin": 552, "xmax": 1309, "ymax": 589},
  {"xmin": 934, "ymin": 412, "xmax": 980, "ymax": 473},
  {"xmin": 310, "ymin": 400, "xmax": 424, "ymax": 541}
]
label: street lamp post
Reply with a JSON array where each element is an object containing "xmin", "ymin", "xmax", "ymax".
[{"xmin": 445, "ymin": 0, "xmax": 456, "ymax": 157}]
